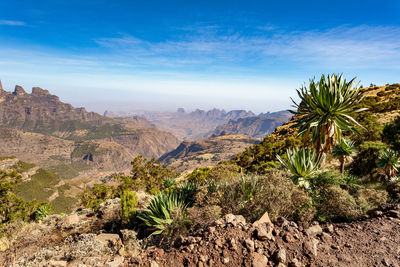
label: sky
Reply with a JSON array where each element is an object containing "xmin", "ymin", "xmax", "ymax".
[{"xmin": 0, "ymin": 0, "xmax": 400, "ymax": 113}]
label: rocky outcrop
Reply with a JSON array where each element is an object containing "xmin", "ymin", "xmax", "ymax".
[
  {"xmin": 3, "ymin": 203, "xmax": 399, "ymax": 266},
  {"xmin": 159, "ymin": 134, "xmax": 261, "ymax": 172},
  {"xmin": 109, "ymin": 108, "xmax": 258, "ymax": 140},
  {"xmin": 209, "ymin": 111, "xmax": 292, "ymax": 138},
  {"xmin": 0, "ymin": 82, "xmax": 180, "ymax": 178}
]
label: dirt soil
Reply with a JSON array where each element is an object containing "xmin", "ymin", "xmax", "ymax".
[
  {"xmin": 132, "ymin": 204, "xmax": 400, "ymax": 267},
  {"xmin": 1, "ymin": 202, "xmax": 400, "ymax": 267}
]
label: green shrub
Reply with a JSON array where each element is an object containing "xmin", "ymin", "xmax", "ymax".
[
  {"xmin": 117, "ymin": 156, "xmax": 177, "ymax": 193},
  {"xmin": 137, "ymin": 191, "xmax": 187, "ymax": 236},
  {"xmin": 383, "ymin": 116, "xmax": 400, "ymax": 150},
  {"xmin": 276, "ymin": 148, "xmax": 321, "ymax": 188},
  {"xmin": 350, "ymin": 112, "xmax": 383, "ymax": 143},
  {"xmin": 355, "ymin": 188, "xmax": 388, "ymax": 213},
  {"xmin": 200, "ymin": 170, "xmax": 311, "ymax": 223},
  {"xmin": 350, "ymin": 141, "xmax": 388, "ymax": 177},
  {"xmin": 386, "ymin": 181, "xmax": 400, "ymax": 200},
  {"xmin": 234, "ymin": 134, "xmax": 306, "ymax": 173},
  {"xmin": 0, "ymin": 170, "xmax": 46, "ymax": 234},
  {"xmin": 79, "ymin": 184, "xmax": 117, "ymax": 210},
  {"xmin": 316, "ymin": 185, "xmax": 361, "ymax": 222},
  {"xmin": 187, "ymin": 167, "xmax": 211, "ymax": 183},
  {"xmin": 121, "ymin": 190, "xmax": 138, "ymax": 226},
  {"xmin": 34, "ymin": 203, "xmax": 51, "ymax": 221},
  {"xmin": 207, "ymin": 162, "xmax": 241, "ymax": 181},
  {"xmin": 378, "ymin": 148, "xmax": 400, "ymax": 179},
  {"xmin": 162, "ymin": 177, "xmax": 177, "ymax": 190},
  {"xmin": 10, "ymin": 161, "xmax": 36, "ymax": 173}
]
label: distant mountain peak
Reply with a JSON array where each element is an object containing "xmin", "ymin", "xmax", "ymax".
[
  {"xmin": 13, "ymin": 85, "xmax": 27, "ymax": 95},
  {"xmin": 31, "ymin": 87, "xmax": 51, "ymax": 96}
]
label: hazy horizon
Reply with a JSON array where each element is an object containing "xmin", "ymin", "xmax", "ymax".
[{"xmin": 1, "ymin": 0, "xmax": 399, "ymax": 113}]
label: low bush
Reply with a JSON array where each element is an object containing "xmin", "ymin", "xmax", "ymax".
[
  {"xmin": 121, "ymin": 190, "xmax": 138, "ymax": 226},
  {"xmin": 79, "ymin": 184, "xmax": 118, "ymax": 211},
  {"xmin": 350, "ymin": 141, "xmax": 388, "ymax": 178},
  {"xmin": 355, "ymin": 188, "xmax": 389, "ymax": 212},
  {"xmin": 117, "ymin": 156, "xmax": 177, "ymax": 194},
  {"xmin": 316, "ymin": 185, "xmax": 361, "ymax": 222},
  {"xmin": 196, "ymin": 170, "xmax": 312, "ymax": 224},
  {"xmin": 383, "ymin": 116, "xmax": 400, "ymax": 150},
  {"xmin": 386, "ymin": 180, "xmax": 400, "ymax": 200}
]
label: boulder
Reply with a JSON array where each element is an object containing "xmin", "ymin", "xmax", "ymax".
[
  {"xmin": 96, "ymin": 233, "xmax": 123, "ymax": 250},
  {"xmin": 254, "ymin": 222, "xmax": 274, "ymax": 241},
  {"xmin": 98, "ymin": 198, "xmax": 121, "ymax": 222},
  {"xmin": 253, "ymin": 211, "xmax": 271, "ymax": 227},
  {"xmin": 305, "ymin": 224, "xmax": 323, "ymax": 236},
  {"xmin": 0, "ymin": 237, "xmax": 9, "ymax": 252},
  {"xmin": 250, "ymin": 252, "xmax": 268, "ymax": 267},
  {"xmin": 274, "ymin": 248, "xmax": 287, "ymax": 263}
]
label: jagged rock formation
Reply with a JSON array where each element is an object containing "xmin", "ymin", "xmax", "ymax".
[
  {"xmin": 0, "ymin": 82, "xmax": 180, "ymax": 177},
  {"xmin": 106, "ymin": 108, "xmax": 258, "ymax": 140},
  {"xmin": 159, "ymin": 134, "xmax": 261, "ymax": 172},
  {"xmin": 209, "ymin": 111, "xmax": 292, "ymax": 138}
]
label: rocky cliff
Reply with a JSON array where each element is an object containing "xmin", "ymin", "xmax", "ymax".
[
  {"xmin": 159, "ymin": 134, "xmax": 261, "ymax": 172},
  {"xmin": 106, "ymin": 108, "xmax": 257, "ymax": 140},
  {"xmin": 209, "ymin": 111, "xmax": 292, "ymax": 138},
  {"xmin": 0, "ymin": 82, "xmax": 180, "ymax": 178}
]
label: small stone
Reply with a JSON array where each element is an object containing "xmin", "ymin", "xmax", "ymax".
[
  {"xmin": 289, "ymin": 258, "xmax": 301, "ymax": 267},
  {"xmin": 63, "ymin": 213, "xmax": 80, "ymax": 227},
  {"xmin": 208, "ymin": 226, "xmax": 216, "ymax": 233},
  {"xmin": 326, "ymin": 224, "xmax": 334, "ymax": 233},
  {"xmin": 276, "ymin": 216, "xmax": 289, "ymax": 227},
  {"xmin": 223, "ymin": 258, "xmax": 229, "ymax": 264},
  {"xmin": 303, "ymin": 238, "xmax": 319, "ymax": 257},
  {"xmin": 274, "ymin": 248, "xmax": 287, "ymax": 263},
  {"xmin": 320, "ymin": 232, "xmax": 332, "ymax": 243},
  {"xmin": 283, "ymin": 232, "xmax": 295, "ymax": 243},
  {"xmin": 387, "ymin": 210, "xmax": 400, "ymax": 218},
  {"xmin": 251, "ymin": 252, "xmax": 268, "ymax": 267},
  {"xmin": 253, "ymin": 211, "xmax": 271, "ymax": 227},
  {"xmin": 244, "ymin": 239, "xmax": 255, "ymax": 252},
  {"xmin": 255, "ymin": 222, "xmax": 274, "ymax": 241},
  {"xmin": 198, "ymin": 262, "xmax": 204, "ymax": 267},
  {"xmin": 150, "ymin": 260, "xmax": 159, "ymax": 267},
  {"xmin": 215, "ymin": 238, "xmax": 224, "ymax": 248},
  {"xmin": 105, "ymin": 256, "xmax": 124, "ymax": 267},
  {"xmin": 0, "ymin": 237, "xmax": 9, "ymax": 252},
  {"xmin": 331, "ymin": 244, "xmax": 339, "ymax": 250},
  {"xmin": 96, "ymin": 233, "xmax": 123, "ymax": 249},
  {"xmin": 304, "ymin": 225, "xmax": 323, "ymax": 236}
]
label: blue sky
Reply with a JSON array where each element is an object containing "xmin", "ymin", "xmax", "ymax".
[{"xmin": 0, "ymin": 0, "xmax": 399, "ymax": 113}]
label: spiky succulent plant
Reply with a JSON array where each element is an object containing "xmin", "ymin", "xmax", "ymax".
[
  {"xmin": 291, "ymin": 74, "xmax": 367, "ymax": 157},
  {"xmin": 276, "ymin": 148, "xmax": 321, "ymax": 188}
]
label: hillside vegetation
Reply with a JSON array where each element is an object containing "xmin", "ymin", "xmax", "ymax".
[{"xmin": 1, "ymin": 76, "xmax": 400, "ymax": 266}]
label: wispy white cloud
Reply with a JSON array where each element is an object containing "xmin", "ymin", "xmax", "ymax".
[
  {"xmin": 95, "ymin": 25, "xmax": 400, "ymax": 70},
  {"xmin": 0, "ymin": 20, "xmax": 25, "ymax": 26}
]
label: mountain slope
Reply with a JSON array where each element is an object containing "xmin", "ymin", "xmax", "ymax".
[
  {"xmin": 0, "ymin": 83, "xmax": 180, "ymax": 178},
  {"xmin": 209, "ymin": 111, "xmax": 292, "ymax": 138},
  {"xmin": 159, "ymin": 134, "xmax": 261, "ymax": 172},
  {"xmin": 106, "ymin": 108, "xmax": 257, "ymax": 140},
  {"xmin": 234, "ymin": 83, "xmax": 400, "ymax": 172}
]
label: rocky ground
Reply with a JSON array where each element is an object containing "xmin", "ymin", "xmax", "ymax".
[{"xmin": 0, "ymin": 200, "xmax": 399, "ymax": 267}]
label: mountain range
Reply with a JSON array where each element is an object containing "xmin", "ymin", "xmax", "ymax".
[
  {"xmin": 105, "ymin": 108, "xmax": 290, "ymax": 140},
  {"xmin": 0, "ymin": 82, "xmax": 180, "ymax": 177}
]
